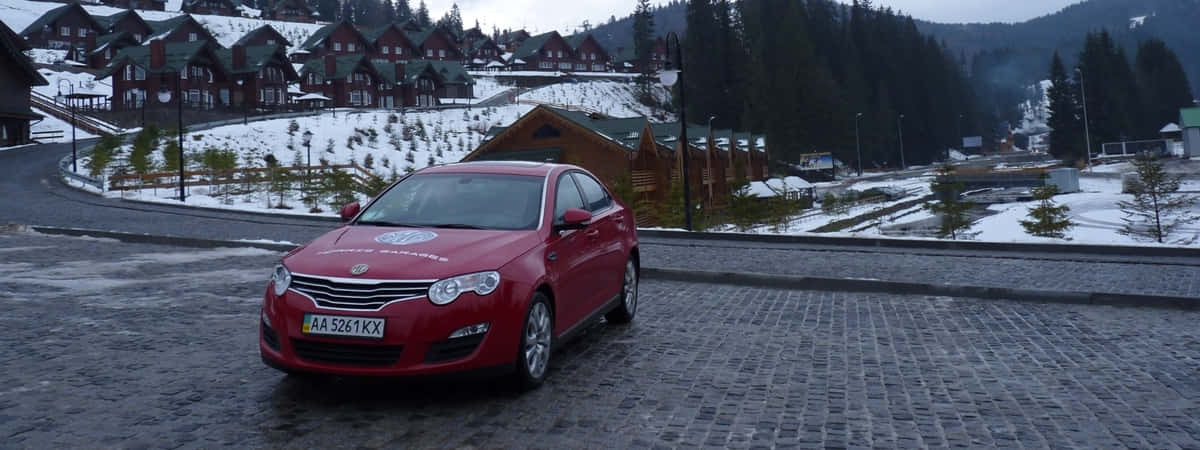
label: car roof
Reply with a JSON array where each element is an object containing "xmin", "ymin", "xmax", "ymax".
[{"xmin": 418, "ymin": 161, "xmax": 564, "ymax": 177}]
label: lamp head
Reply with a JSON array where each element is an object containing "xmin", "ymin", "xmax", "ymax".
[
  {"xmin": 157, "ymin": 87, "xmax": 172, "ymax": 103},
  {"xmin": 658, "ymin": 69, "xmax": 679, "ymax": 87}
]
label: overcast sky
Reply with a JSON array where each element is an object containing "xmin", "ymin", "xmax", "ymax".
[{"xmin": 419, "ymin": 0, "xmax": 1084, "ymax": 35}]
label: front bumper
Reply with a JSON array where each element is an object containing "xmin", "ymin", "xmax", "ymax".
[{"xmin": 259, "ymin": 282, "xmax": 524, "ymax": 377}]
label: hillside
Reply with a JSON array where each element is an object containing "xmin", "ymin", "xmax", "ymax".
[
  {"xmin": 588, "ymin": 0, "xmax": 1200, "ymax": 100},
  {"xmin": 916, "ymin": 0, "xmax": 1200, "ymax": 95}
]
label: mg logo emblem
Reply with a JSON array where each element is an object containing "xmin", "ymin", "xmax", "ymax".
[
  {"xmin": 375, "ymin": 230, "xmax": 438, "ymax": 246},
  {"xmin": 350, "ymin": 264, "xmax": 370, "ymax": 276}
]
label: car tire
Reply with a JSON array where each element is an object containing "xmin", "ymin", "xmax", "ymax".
[
  {"xmin": 513, "ymin": 292, "xmax": 553, "ymax": 390},
  {"xmin": 604, "ymin": 258, "xmax": 638, "ymax": 324}
]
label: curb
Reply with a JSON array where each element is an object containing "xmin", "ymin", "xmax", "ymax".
[
  {"xmin": 636, "ymin": 229, "xmax": 1200, "ymax": 259},
  {"xmin": 641, "ymin": 267, "xmax": 1199, "ymax": 311},
  {"xmin": 115, "ymin": 196, "xmax": 342, "ymax": 223},
  {"xmin": 29, "ymin": 225, "xmax": 299, "ymax": 253},
  {"xmin": 20, "ymin": 225, "xmax": 1197, "ymax": 310}
]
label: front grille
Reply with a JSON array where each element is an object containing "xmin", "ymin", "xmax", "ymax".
[
  {"xmin": 262, "ymin": 321, "xmax": 280, "ymax": 351},
  {"xmin": 425, "ymin": 334, "xmax": 486, "ymax": 363},
  {"xmin": 290, "ymin": 274, "xmax": 432, "ymax": 310},
  {"xmin": 292, "ymin": 338, "xmax": 404, "ymax": 367}
]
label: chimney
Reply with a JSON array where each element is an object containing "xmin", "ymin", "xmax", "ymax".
[
  {"xmin": 232, "ymin": 44, "xmax": 246, "ymax": 70},
  {"xmin": 324, "ymin": 54, "xmax": 336, "ymax": 77},
  {"xmin": 150, "ymin": 39, "xmax": 166, "ymax": 69},
  {"xmin": 395, "ymin": 62, "xmax": 406, "ymax": 87}
]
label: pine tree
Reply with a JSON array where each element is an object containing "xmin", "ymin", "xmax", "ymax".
[
  {"xmin": 381, "ymin": 0, "xmax": 396, "ymax": 24},
  {"xmin": 1118, "ymin": 153, "xmax": 1198, "ymax": 243},
  {"xmin": 1020, "ymin": 184, "xmax": 1074, "ymax": 239},
  {"xmin": 925, "ymin": 163, "xmax": 976, "ymax": 239},
  {"xmin": 632, "ymin": 0, "xmax": 655, "ymax": 99},
  {"xmin": 395, "ymin": 0, "xmax": 411, "ymax": 19},
  {"xmin": 88, "ymin": 135, "xmax": 121, "ymax": 178},
  {"xmin": 1134, "ymin": 39, "xmax": 1194, "ymax": 137},
  {"xmin": 415, "ymin": 0, "xmax": 431, "ymax": 27},
  {"xmin": 1046, "ymin": 52, "xmax": 1083, "ymax": 163}
]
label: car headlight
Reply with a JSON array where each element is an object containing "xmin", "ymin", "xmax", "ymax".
[
  {"xmin": 428, "ymin": 271, "xmax": 500, "ymax": 305},
  {"xmin": 271, "ymin": 264, "xmax": 292, "ymax": 297}
]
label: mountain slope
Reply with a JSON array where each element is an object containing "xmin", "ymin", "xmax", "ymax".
[{"xmin": 916, "ymin": 0, "xmax": 1200, "ymax": 94}]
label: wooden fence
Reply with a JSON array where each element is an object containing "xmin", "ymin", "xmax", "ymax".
[{"xmin": 107, "ymin": 162, "xmax": 380, "ymax": 192}]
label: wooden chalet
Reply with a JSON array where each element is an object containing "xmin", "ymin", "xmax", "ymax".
[
  {"xmin": 407, "ymin": 26, "xmax": 463, "ymax": 61},
  {"xmin": 362, "ymin": 22, "xmax": 421, "ymax": 64},
  {"xmin": 181, "ymin": 0, "xmax": 240, "ymax": 17},
  {"xmin": 99, "ymin": 0, "xmax": 167, "ymax": 11},
  {"xmin": 260, "ymin": 0, "xmax": 318, "ymax": 23},
  {"xmin": 497, "ymin": 29, "xmax": 530, "ymax": 53},
  {"xmin": 424, "ymin": 60, "xmax": 473, "ymax": 99},
  {"xmin": 465, "ymin": 37, "xmax": 503, "ymax": 69},
  {"xmin": 464, "ymin": 106, "xmax": 770, "ymax": 219},
  {"xmin": 294, "ymin": 21, "xmax": 373, "ymax": 63},
  {"xmin": 95, "ymin": 10, "xmax": 153, "ymax": 42},
  {"xmin": 565, "ymin": 33, "xmax": 608, "ymax": 72},
  {"xmin": 87, "ymin": 31, "xmax": 140, "ymax": 69},
  {"xmin": 216, "ymin": 44, "xmax": 298, "ymax": 109},
  {"xmin": 100, "ymin": 39, "xmax": 231, "ymax": 111},
  {"xmin": 0, "ymin": 20, "xmax": 49, "ymax": 147},
  {"xmin": 144, "ymin": 15, "xmax": 219, "ymax": 45},
  {"xmin": 20, "ymin": 3, "xmax": 104, "ymax": 61},
  {"xmin": 612, "ymin": 36, "xmax": 667, "ymax": 73},
  {"xmin": 234, "ymin": 24, "xmax": 291, "ymax": 48},
  {"xmin": 509, "ymin": 31, "xmax": 573, "ymax": 72},
  {"xmin": 370, "ymin": 60, "xmax": 443, "ymax": 108},
  {"xmin": 298, "ymin": 54, "xmax": 383, "ymax": 107}
]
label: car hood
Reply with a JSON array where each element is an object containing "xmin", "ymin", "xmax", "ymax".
[{"xmin": 283, "ymin": 226, "xmax": 541, "ymax": 280}]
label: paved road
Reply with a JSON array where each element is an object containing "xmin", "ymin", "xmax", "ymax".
[
  {"xmin": 0, "ymin": 142, "xmax": 332, "ymax": 244},
  {"xmin": 2, "ymin": 231, "xmax": 1198, "ymax": 448}
]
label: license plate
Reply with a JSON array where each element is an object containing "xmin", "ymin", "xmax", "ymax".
[{"xmin": 302, "ymin": 314, "xmax": 385, "ymax": 339}]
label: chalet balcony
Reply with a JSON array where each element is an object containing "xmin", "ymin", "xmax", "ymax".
[{"xmin": 632, "ymin": 170, "xmax": 656, "ymax": 192}]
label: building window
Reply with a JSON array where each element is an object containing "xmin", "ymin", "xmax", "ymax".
[
  {"xmin": 426, "ymin": 49, "xmax": 432, "ymax": 57},
  {"xmin": 189, "ymin": 32, "xmax": 197, "ymax": 42},
  {"xmin": 333, "ymin": 42, "xmax": 341, "ymax": 51},
  {"xmin": 556, "ymin": 50, "xmax": 563, "ymax": 58},
  {"xmin": 348, "ymin": 43, "xmax": 355, "ymax": 52},
  {"xmin": 189, "ymin": 89, "xmax": 200, "ymax": 104},
  {"xmin": 350, "ymin": 90, "xmax": 362, "ymax": 105},
  {"xmin": 394, "ymin": 46, "xmax": 401, "ymax": 56},
  {"xmin": 559, "ymin": 62, "xmax": 571, "ymax": 70},
  {"xmin": 134, "ymin": 34, "xmax": 141, "ymax": 41},
  {"xmin": 78, "ymin": 28, "xmax": 87, "ymax": 38},
  {"xmin": 181, "ymin": 65, "xmax": 188, "ymax": 79},
  {"xmin": 575, "ymin": 63, "xmax": 585, "ymax": 71},
  {"xmin": 60, "ymin": 26, "xmax": 70, "ymax": 37},
  {"xmin": 135, "ymin": 65, "xmax": 145, "ymax": 80},
  {"xmin": 539, "ymin": 61, "xmax": 553, "ymax": 69},
  {"xmin": 267, "ymin": 39, "xmax": 275, "ymax": 45},
  {"xmin": 382, "ymin": 46, "xmax": 389, "ymax": 54},
  {"xmin": 438, "ymin": 49, "xmax": 445, "ymax": 58}
]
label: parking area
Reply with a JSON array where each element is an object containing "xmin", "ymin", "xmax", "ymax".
[{"xmin": 1, "ymin": 231, "xmax": 1198, "ymax": 448}]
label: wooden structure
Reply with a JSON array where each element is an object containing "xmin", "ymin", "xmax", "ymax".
[{"xmin": 0, "ymin": 21, "xmax": 49, "ymax": 147}]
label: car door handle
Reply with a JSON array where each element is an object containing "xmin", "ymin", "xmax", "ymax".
[{"xmin": 585, "ymin": 230, "xmax": 600, "ymax": 239}]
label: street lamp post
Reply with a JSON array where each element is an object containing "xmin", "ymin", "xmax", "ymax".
[
  {"xmin": 854, "ymin": 112, "xmax": 864, "ymax": 176},
  {"xmin": 303, "ymin": 129, "xmax": 313, "ymax": 209},
  {"xmin": 954, "ymin": 113, "xmax": 963, "ymax": 162},
  {"xmin": 897, "ymin": 114, "xmax": 906, "ymax": 170},
  {"xmin": 158, "ymin": 74, "xmax": 185, "ymax": 202},
  {"xmin": 58, "ymin": 80, "xmax": 76, "ymax": 173},
  {"xmin": 1075, "ymin": 67, "xmax": 1092, "ymax": 171},
  {"xmin": 660, "ymin": 31, "xmax": 691, "ymax": 231},
  {"xmin": 237, "ymin": 79, "xmax": 247, "ymax": 125}
]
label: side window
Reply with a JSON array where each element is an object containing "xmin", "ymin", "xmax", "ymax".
[
  {"xmin": 572, "ymin": 173, "xmax": 612, "ymax": 213},
  {"xmin": 553, "ymin": 174, "xmax": 585, "ymax": 223}
]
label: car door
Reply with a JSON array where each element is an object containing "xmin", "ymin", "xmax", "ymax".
[
  {"xmin": 571, "ymin": 172, "xmax": 626, "ymax": 308},
  {"xmin": 544, "ymin": 172, "xmax": 594, "ymax": 334}
]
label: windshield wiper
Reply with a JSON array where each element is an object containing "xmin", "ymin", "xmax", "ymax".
[
  {"xmin": 429, "ymin": 223, "xmax": 488, "ymax": 230},
  {"xmin": 356, "ymin": 220, "xmax": 420, "ymax": 227}
]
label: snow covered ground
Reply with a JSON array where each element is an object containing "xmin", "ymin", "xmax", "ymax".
[
  {"xmin": 74, "ymin": 105, "xmax": 534, "ymax": 214},
  {"xmin": 31, "ymin": 108, "xmax": 99, "ymax": 143},
  {"xmin": 34, "ymin": 67, "xmax": 112, "ymax": 101},
  {"xmin": 520, "ymin": 80, "xmax": 674, "ymax": 120}
]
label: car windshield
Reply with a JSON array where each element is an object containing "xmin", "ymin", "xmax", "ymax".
[{"xmin": 356, "ymin": 172, "xmax": 545, "ymax": 230}]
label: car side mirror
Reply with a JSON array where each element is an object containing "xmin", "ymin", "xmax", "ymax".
[
  {"xmin": 339, "ymin": 202, "xmax": 360, "ymax": 222},
  {"xmin": 556, "ymin": 208, "xmax": 592, "ymax": 232}
]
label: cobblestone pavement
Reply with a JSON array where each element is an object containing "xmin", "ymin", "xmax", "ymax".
[
  {"xmin": 2, "ymin": 232, "xmax": 1199, "ymax": 448},
  {"xmin": 641, "ymin": 237, "xmax": 1200, "ymax": 299}
]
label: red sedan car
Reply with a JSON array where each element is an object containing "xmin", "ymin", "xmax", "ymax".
[{"xmin": 260, "ymin": 161, "xmax": 639, "ymax": 388}]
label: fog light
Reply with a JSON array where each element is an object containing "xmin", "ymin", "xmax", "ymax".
[
  {"xmin": 449, "ymin": 322, "xmax": 489, "ymax": 339},
  {"xmin": 261, "ymin": 309, "xmax": 272, "ymax": 328}
]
